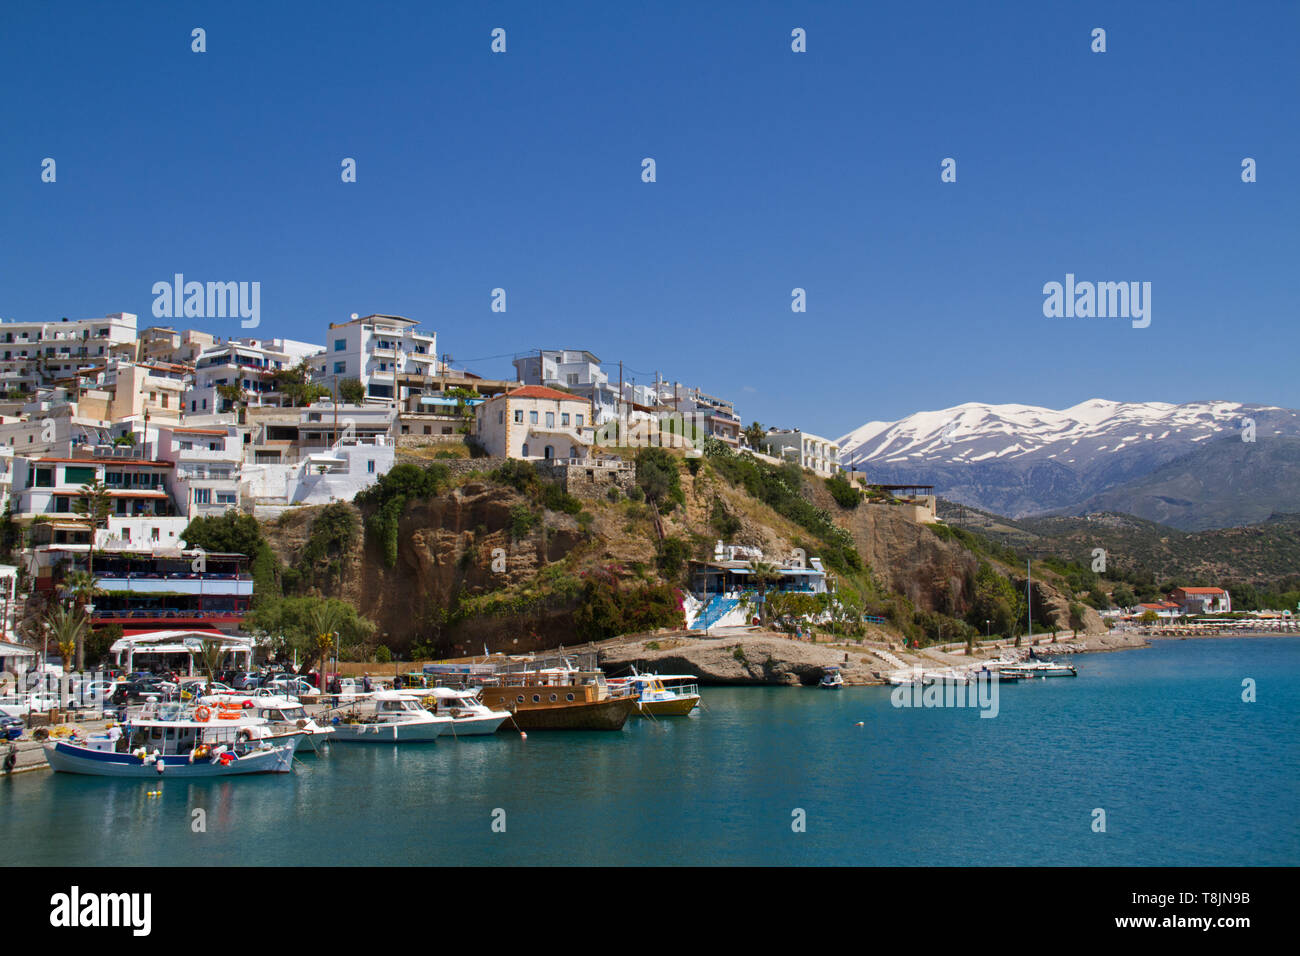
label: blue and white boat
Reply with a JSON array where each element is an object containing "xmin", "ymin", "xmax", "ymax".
[
  {"xmin": 818, "ymin": 666, "xmax": 845, "ymax": 689},
  {"xmin": 42, "ymin": 702, "xmax": 295, "ymax": 777},
  {"xmin": 328, "ymin": 691, "xmax": 453, "ymax": 743}
]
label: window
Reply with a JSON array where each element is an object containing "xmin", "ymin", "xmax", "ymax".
[
  {"xmin": 567, "ymin": 373, "xmax": 578, "ymax": 385},
  {"xmin": 513, "ymin": 410, "xmax": 523, "ymax": 424},
  {"xmin": 64, "ymin": 466, "xmax": 96, "ymax": 485},
  {"xmin": 334, "ymin": 339, "xmax": 346, "ymax": 352},
  {"xmin": 217, "ymin": 493, "xmax": 236, "ymax": 505},
  {"xmin": 423, "ymin": 426, "xmax": 430, "ymax": 435},
  {"xmin": 529, "ymin": 411, "xmax": 538, "ymax": 424},
  {"xmin": 334, "ymin": 361, "xmax": 346, "ymax": 375},
  {"xmin": 367, "ymin": 460, "xmax": 375, "ymax": 474},
  {"xmin": 194, "ymin": 489, "xmax": 211, "ymax": 505},
  {"xmin": 521, "ymin": 443, "xmax": 529, "ymax": 457},
  {"xmin": 545, "ymin": 412, "xmax": 555, "ymax": 428},
  {"xmin": 34, "ymin": 468, "xmax": 53, "ymax": 488},
  {"xmin": 498, "ymin": 411, "xmax": 504, "ymax": 424},
  {"xmin": 151, "ymin": 527, "xmax": 160, "ymax": 541},
  {"xmin": 561, "ymin": 413, "xmax": 570, "ymax": 426},
  {"xmin": 576, "ymin": 414, "xmax": 584, "ymax": 428}
]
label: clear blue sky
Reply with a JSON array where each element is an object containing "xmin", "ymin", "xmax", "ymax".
[{"xmin": 2, "ymin": 1, "xmax": 1296, "ymax": 438}]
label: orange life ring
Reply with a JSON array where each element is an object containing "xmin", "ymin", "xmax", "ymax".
[{"xmin": 193, "ymin": 705, "xmax": 212, "ymax": 722}]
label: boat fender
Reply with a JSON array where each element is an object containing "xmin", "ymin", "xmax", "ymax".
[
  {"xmin": 295, "ymin": 719, "xmax": 308, "ymax": 729},
  {"xmin": 155, "ymin": 759, "xmax": 165, "ymax": 774}
]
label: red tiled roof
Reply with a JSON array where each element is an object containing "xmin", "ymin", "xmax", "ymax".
[
  {"xmin": 507, "ymin": 385, "xmax": 590, "ymax": 402},
  {"xmin": 1177, "ymin": 587, "xmax": 1226, "ymax": 595}
]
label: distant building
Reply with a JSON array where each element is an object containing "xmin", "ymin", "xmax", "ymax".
[
  {"xmin": 1171, "ymin": 587, "xmax": 1231, "ymax": 615},
  {"xmin": 0, "ymin": 312, "xmax": 138, "ymax": 394},
  {"xmin": 1134, "ymin": 601, "xmax": 1182, "ymax": 620},
  {"xmin": 513, "ymin": 350, "xmax": 620, "ymax": 424},
  {"xmin": 188, "ymin": 337, "xmax": 324, "ymax": 414},
  {"xmin": 760, "ymin": 428, "xmax": 841, "ymax": 477}
]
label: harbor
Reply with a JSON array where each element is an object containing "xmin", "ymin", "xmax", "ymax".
[{"xmin": 1, "ymin": 637, "xmax": 1296, "ymax": 867}]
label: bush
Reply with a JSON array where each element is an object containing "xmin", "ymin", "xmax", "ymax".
[
  {"xmin": 826, "ymin": 474, "xmax": 863, "ymax": 509},
  {"xmin": 356, "ymin": 463, "xmax": 450, "ymax": 567},
  {"xmin": 375, "ymin": 645, "xmax": 392, "ymax": 663},
  {"xmin": 656, "ymin": 536, "xmax": 690, "ymax": 578},
  {"xmin": 627, "ymin": 485, "xmax": 645, "ymax": 502},
  {"xmin": 510, "ymin": 504, "xmax": 539, "ymax": 540},
  {"xmin": 541, "ymin": 482, "xmax": 582, "ymax": 515}
]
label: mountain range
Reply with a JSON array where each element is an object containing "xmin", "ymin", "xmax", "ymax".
[{"xmin": 837, "ymin": 399, "xmax": 1300, "ymax": 530}]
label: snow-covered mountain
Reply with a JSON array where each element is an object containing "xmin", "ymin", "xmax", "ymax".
[{"xmin": 837, "ymin": 399, "xmax": 1300, "ymax": 525}]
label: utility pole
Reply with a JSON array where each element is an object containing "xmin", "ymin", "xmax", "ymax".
[
  {"xmin": 332, "ymin": 375, "xmax": 339, "ymax": 447},
  {"xmin": 618, "ymin": 360, "xmax": 624, "ymax": 441}
]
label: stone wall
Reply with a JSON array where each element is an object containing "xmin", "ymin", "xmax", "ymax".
[{"xmin": 534, "ymin": 458, "xmax": 636, "ymax": 497}]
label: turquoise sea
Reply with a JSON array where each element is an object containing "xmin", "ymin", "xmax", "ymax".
[{"xmin": 2, "ymin": 638, "xmax": 1297, "ymax": 866}]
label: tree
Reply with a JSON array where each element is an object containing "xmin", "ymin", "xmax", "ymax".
[
  {"xmin": 196, "ymin": 638, "xmax": 226, "ymax": 697},
  {"xmin": 338, "ymin": 378, "xmax": 366, "ymax": 405},
  {"xmin": 742, "ymin": 422, "xmax": 765, "ymax": 450},
  {"xmin": 42, "ymin": 605, "xmax": 88, "ymax": 698},
  {"xmin": 747, "ymin": 560, "xmax": 783, "ymax": 626},
  {"xmin": 244, "ymin": 596, "xmax": 376, "ymax": 670},
  {"xmin": 70, "ymin": 481, "xmax": 112, "ymax": 670}
]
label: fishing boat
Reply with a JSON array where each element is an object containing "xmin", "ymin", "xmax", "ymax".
[
  {"xmin": 611, "ymin": 672, "xmax": 702, "ymax": 715},
  {"xmin": 203, "ymin": 693, "xmax": 335, "ymax": 753},
  {"xmin": 818, "ymin": 666, "xmax": 845, "ymax": 690},
  {"xmin": 42, "ymin": 701, "xmax": 295, "ymax": 777},
  {"xmin": 327, "ymin": 691, "xmax": 453, "ymax": 743},
  {"xmin": 471, "ymin": 666, "xmax": 637, "ymax": 731},
  {"xmin": 394, "ymin": 687, "xmax": 511, "ymax": 736}
]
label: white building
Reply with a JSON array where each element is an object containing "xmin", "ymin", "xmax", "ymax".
[
  {"xmin": 155, "ymin": 424, "xmax": 243, "ymax": 517},
  {"xmin": 240, "ymin": 437, "xmax": 394, "ymax": 515},
  {"xmin": 474, "ymin": 385, "xmax": 593, "ymax": 460},
  {"xmin": 513, "ymin": 350, "xmax": 620, "ymax": 424},
  {"xmin": 0, "ymin": 312, "xmax": 138, "ymax": 394},
  {"xmin": 761, "ymin": 428, "xmax": 841, "ymax": 477},
  {"xmin": 188, "ymin": 337, "xmax": 324, "ymax": 414},
  {"xmin": 319, "ymin": 314, "xmax": 438, "ymax": 406}
]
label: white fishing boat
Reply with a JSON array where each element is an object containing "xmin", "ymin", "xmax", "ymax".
[
  {"xmin": 202, "ymin": 693, "xmax": 335, "ymax": 753},
  {"xmin": 327, "ymin": 691, "xmax": 453, "ymax": 743},
  {"xmin": 392, "ymin": 687, "xmax": 510, "ymax": 736},
  {"xmin": 42, "ymin": 701, "xmax": 295, "ymax": 777}
]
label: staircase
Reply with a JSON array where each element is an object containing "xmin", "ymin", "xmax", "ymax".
[{"xmin": 691, "ymin": 595, "xmax": 740, "ymax": 631}]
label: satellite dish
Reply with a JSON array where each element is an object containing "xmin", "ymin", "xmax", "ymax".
[{"xmin": 351, "ymin": 313, "xmax": 359, "ymax": 320}]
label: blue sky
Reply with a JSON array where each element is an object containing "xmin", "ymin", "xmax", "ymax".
[{"xmin": 2, "ymin": 1, "xmax": 1296, "ymax": 439}]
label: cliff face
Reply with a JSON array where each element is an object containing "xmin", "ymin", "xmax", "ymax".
[
  {"xmin": 262, "ymin": 482, "xmax": 591, "ymax": 655},
  {"xmin": 260, "ymin": 464, "xmax": 1103, "ymax": 657}
]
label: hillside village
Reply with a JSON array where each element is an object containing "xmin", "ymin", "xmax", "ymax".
[{"xmin": 0, "ymin": 310, "xmax": 1268, "ymax": 676}]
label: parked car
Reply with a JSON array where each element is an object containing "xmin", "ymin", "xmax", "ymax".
[
  {"xmin": 231, "ymin": 672, "xmax": 264, "ymax": 691},
  {"xmin": 264, "ymin": 676, "xmax": 315, "ymax": 697}
]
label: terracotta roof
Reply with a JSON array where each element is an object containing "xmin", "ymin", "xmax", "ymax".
[
  {"xmin": 1178, "ymin": 587, "xmax": 1226, "ymax": 595},
  {"xmin": 506, "ymin": 385, "xmax": 589, "ymax": 402}
]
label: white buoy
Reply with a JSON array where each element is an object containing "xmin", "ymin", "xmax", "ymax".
[{"xmin": 520, "ymin": 732, "xmax": 528, "ymax": 739}]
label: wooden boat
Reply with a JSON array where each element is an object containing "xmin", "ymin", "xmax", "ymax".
[
  {"xmin": 472, "ymin": 667, "xmax": 637, "ymax": 731},
  {"xmin": 610, "ymin": 672, "xmax": 702, "ymax": 716}
]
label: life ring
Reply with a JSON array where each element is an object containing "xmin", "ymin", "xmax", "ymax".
[{"xmin": 193, "ymin": 705, "xmax": 212, "ymax": 722}]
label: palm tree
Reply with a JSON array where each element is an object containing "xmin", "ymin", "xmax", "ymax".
[
  {"xmin": 742, "ymin": 422, "xmax": 765, "ymax": 451},
  {"xmin": 196, "ymin": 638, "xmax": 226, "ymax": 697},
  {"xmin": 43, "ymin": 605, "xmax": 88, "ymax": 701},
  {"xmin": 747, "ymin": 560, "xmax": 783, "ymax": 626},
  {"xmin": 65, "ymin": 570, "xmax": 103, "ymax": 611}
]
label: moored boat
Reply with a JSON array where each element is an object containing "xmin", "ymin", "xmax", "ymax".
[
  {"xmin": 327, "ymin": 692, "xmax": 452, "ymax": 743},
  {"xmin": 611, "ymin": 672, "xmax": 702, "ymax": 715},
  {"xmin": 393, "ymin": 687, "xmax": 510, "ymax": 736},
  {"xmin": 818, "ymin": 666, "xmax": 845, "ymax": 690},
  {"xmin": 470, "ymin": 666, "xmax": 637, "ymax": 731},
  {"xmin": 42, "ymin": 702, "xmax": 295, "ymax": 777}
]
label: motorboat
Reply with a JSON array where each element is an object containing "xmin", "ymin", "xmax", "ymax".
[
  {"xmin": 327, "ymin": 691, "xmax": 453, "ymax": 743},
  {"xmin": 818, "ymin": 666, "xmax": 845, "ymax": 689},
  {"xmin": 42, "ymin": 701, "xmax": 295, "ymax": 777},
  {"xmin": 393, "ymin": 687, "xmax": 510, "ymax": 736},
  {"xmin": 999, "ymin": 658, "xmax": 1077, "ymax": 679},
  {"xmin": 202, "ymin": 693, "xmax": 335, "ymax": 753}
]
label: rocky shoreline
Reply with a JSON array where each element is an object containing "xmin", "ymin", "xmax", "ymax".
[{"xmin": 598, "ymin": 627, "xmax": 1150, "ymax": 686}]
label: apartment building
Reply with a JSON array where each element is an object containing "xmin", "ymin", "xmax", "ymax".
[
  {"xmin": 761, "ymin": 428, "xmax": 841, "ymax": 477},
  {"xmin": 155, "ymin": 424, "xmax": 243, "ymax": 517},
  {"xmin": 0, "ymin": 312, "xmax": 139, "ymax": 394},
  {"xmin": 188, "ymin": 337, "xmax": 324, "ymax": 414},
  {"xmin": 320, "ymin": 314, "xmax": 438, "ymax": 405},
  {"xmin": 139, "ymin": 327, "xmax": 216, "ymax": 366}
]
